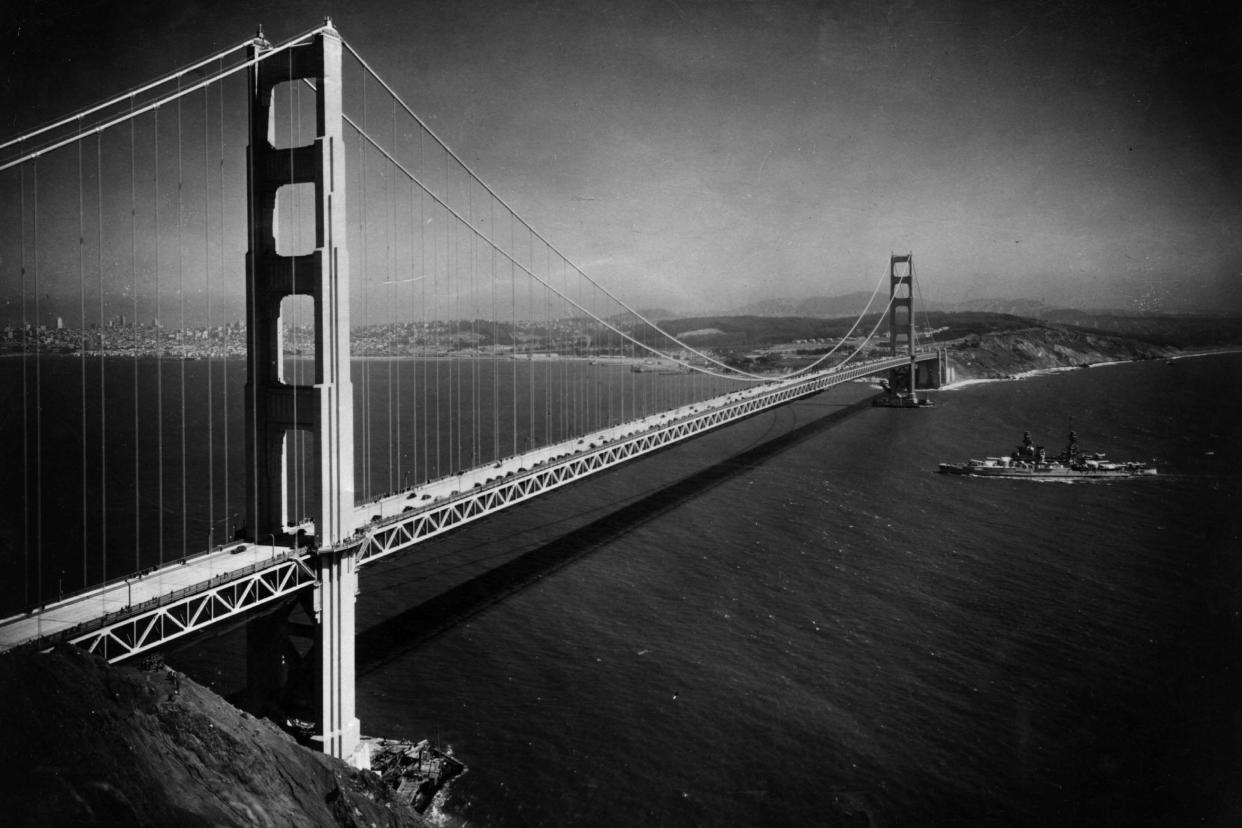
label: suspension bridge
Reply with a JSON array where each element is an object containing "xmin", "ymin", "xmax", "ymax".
[{"xmin": 0, "ymin": 21, "xmax": 943, "ymax": 765}]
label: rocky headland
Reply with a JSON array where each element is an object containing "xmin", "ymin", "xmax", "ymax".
[
  {"xmin": 942, "ymin": 324, "xmax": 1179, "ymax": 381},
  {"xmin": 0, "ymin": 646, "xmax": 426, "ymax": 827}
]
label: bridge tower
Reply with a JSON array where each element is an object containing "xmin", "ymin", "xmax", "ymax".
[
  {"xmin": 888, "ymin": 253, "xmax": 916, "ymax": 396},
  {"xmin": 245, "ymin": 21, "xmax": 362, "ymax": 764}
]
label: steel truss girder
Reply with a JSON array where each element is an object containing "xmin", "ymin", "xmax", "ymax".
[
  {"xmin": 355, "ymin": 354, "xmax": 934, "ymax": 566},
  {"xmin": 69, "ymin": 556, "xmax": 319, "ymax": 663},
  {"xmin": 29, "ymin": 353, "xmax": 934, "ymax": 660}
]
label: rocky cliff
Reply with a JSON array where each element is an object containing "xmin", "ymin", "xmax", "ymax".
[
  {"xmin": 0, "ymin": 647, "xmax": 423, "ymax": 827},
  {"xmin": 944, "ymin": 325, "xmax": 1177, "ymax": 381}
]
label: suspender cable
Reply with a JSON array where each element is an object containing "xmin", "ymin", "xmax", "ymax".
[
  {"xmin": 457, "ymin": 200, "xmax": 465, "ymax": 470},
  {"xmin": 153, "ymin": 106, "xmax": 165, "ymax": 564},
  {"xmin": 419, "ymin": 167, "xmax": 428, "ymax": 481},
  {"xmin": 203, "ymin": 84, "xmax": 214, "ymax": 547},
  {"xmin": 19, "ymin": 159, "xmax": 27, "ymax": 606},
  {"xmin": 560, "ymin": 257, "xmax": 567, "ymax": 441},
  {"xmin": 178, "ymin": 83, "xmax": 188, "ymax": 560},
  {"xmin": 470, "ymin": 184, "xmax": 479, "ymax": 468},
  {"xmin": 246, "ymin": 65, "xmax": 258, "ymax": 542},
  {"xmin": 33, "ymin": 159, "xmax": 42, "ymax": 606},
  {"xmin": 433, "ymin": 188, "xmax": 441, "ymax": 478},
  {"xmin": 543, "ymin": 246, "xmax": 551, "ymax": 447},
  {"xmin": 527, "ymin": 229, "xmax": 534, "ymax": 451},
  {"xmin": 359, "ymin": 80, "xmax": 370, "ymax": 500},
  {"xmin": 491, "ymin": 200, "xmax": 499, "ymax": 463},
  {"xmin": 509, "ymin": 210, "xmax": 516, "ymax": 458},
  {"xmin": 130, "ymin": 109, "xmax": 139, "ymax": 573},
  {"xmin": 472, "ymin": 185, "xmax": 481, "ymax": 470},
  {"xmin": 219, "ymin": 66, "xmax": 230, "ymax": 541},
  {"xmin": 412, "ymin": 168, "xmax": 419, "ymax": 483},
  {"xmin": 96, "ymin": 135, "xmax": 106, "ymax": 586},
  {"xmin": 378, "ymin": 120, "xmax": 389, "ymax": 492},
  {"xmin": 451, "ymin": 178, "xmax": 460, "ymax": 473},
  {"xmin": 390, "ymin": 98, "xmax": 400, "ymax": 493},
  {"xmin": 78, "ymin": 129, "xmax": 88, "ymax": 588}
]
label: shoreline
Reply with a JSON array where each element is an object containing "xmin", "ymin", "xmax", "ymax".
[{"xmin": 937, "ymin": 347, "xmax": 1242, "ymax": 391}]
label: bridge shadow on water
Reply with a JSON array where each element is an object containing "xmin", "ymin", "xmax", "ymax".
[{"xmin": 354, "ymin": 392, "xmax": 877, "ymax": 676}]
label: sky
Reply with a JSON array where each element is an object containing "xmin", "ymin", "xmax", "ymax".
[{"xmin": 2, "ymin": 0, "xmax": 1240, "ymax": 315}]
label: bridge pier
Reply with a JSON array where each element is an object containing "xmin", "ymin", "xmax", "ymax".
[{"xmin": 316, "ymin": 543, "xmax": 364, "ymax": 767}]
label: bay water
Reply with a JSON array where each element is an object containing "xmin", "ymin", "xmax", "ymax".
[
  {"xmin": 3, "ymin": 352, "xmax": 1239, "ymax": 824},
  {"xmin": 356, "ymin": 354, "xmax": 1242, "ymax": 825}
]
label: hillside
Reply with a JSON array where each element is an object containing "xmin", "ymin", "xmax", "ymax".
[
  {"xmin": 0, "ymin": 647, "xmax": 424, "ymax": 828},
  {"xmin": 944, "ymin": 324, "xmax": 1178, "ymax": 381}
]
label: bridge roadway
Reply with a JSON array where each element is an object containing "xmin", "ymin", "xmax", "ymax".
[{"xmin": 0, "ymin": 351, "xmax": 938, "ymax": 661}]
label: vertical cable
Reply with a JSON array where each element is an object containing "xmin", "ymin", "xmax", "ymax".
[
  {"xmin": 246, "ymin": 66, "xmax": 259, "ymax": 541},
  {"xmin": 219, "ymin": 66, "xmax": 230, "ymax": 540},
  {"xmin": 390, "ymin": 98, "xmax": 400, "ymax": 493},
  {"xmin": 385, "ymin": 111, "xmax": 394, "ymax": 493},
  {"xmin": 531, "ymin": 227, "xmax": 536, "ymax": 449},
  {"xmin": 509, "ymin": 210, "xmax": 516, "ymax": 458},
  {"xmin": 470, "ymin": 183, "xmax": 479, "ymax": 470},
  {"xmin": 33, "ymin": 159, "xmax": 42, "ymax": 605},
  {"xmin": 560, "ymin": 257, "xmax": 567, "ymax": 442},
  {"xmin": 154, "ymin": 106, "xmax": 164, "ymax": 564},
  {"xmin": 359, "ymin": 79, "xmax": 370, "ymax": 499},
  {"xmin": 419, "ymin": 146, "xmax": 428, "ymax": 481},
  {"xmin": 78, "ymin": 125, "xmax": 88, "ymax": 588},
  {"xmin": 433, "ymin": 197, "xmax": 441, "ymax": 478},
  {"xmin": 19, "ymin": 158, "xmax": 27, "ymax": 605},
  {"xmin": 543, "ymin": 245, "xmax": 550, "ymax": 447},
  {"xmin": 418, "ymin": 136, "xmax": 426, "ymax": 482},
  {"xmin": 203, "ymin": 85, "xmax": 214, "ymax": 547},
  {"xmin": 491, "ymin": 200, "xmax": 499, "ymax": 463},
  {"xmin": 96, "ymin": 133, "xmax": 106, "ymax": 587},
  {"xmin": 452, "ymin": 179, "xmax": 458, "ymax": 472},
  {"xmin": 412, "ymin": 176, "xmax": 422, "ymax": 486},
  {"xmin": 130, "ymin": 106, "xmax": 139, "ymax": 575},
  {"xmin": 177, "ymin": 84, "xmax": 187, "ymax": 560},
  {"xmin": 580, "ymin": 271, "xmax": 585, "ymax": 433}
]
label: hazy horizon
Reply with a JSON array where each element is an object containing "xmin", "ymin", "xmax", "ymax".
[{"xmin": 3, "ymin": 1, "xmax": 1240, "ymax": 317}]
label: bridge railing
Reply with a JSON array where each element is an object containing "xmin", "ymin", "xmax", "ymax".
[{"xmin": 4, "ymin": 547, "xmax": 311, "ymax": 657}]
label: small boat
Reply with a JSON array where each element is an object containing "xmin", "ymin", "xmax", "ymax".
[{"xmin": 938, "ymin": 430, "xmax": 1157, "ymax": 478}]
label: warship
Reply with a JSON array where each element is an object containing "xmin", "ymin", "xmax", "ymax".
[{"xmin": 938, "ymin": 430, "xmax": 1157, "ymax": 478}]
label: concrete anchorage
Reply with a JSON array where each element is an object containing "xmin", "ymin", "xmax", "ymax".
[{"xmin": 244, "ymin": 21, "xmax": 363, "ymax": 766}]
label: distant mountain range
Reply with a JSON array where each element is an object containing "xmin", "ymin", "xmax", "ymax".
[
  {"xmin": 658, "ymin": 296, "xmax": 1242, "ymax": 351},
  {"xmin": 720, "ymin": 294, "xmax": 1234, "ymax": 322}
]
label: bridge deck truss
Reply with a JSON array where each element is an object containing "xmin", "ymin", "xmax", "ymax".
[
  {"xmin": 354, "ymin": 353, "xmax": 936, "ymax": 566},
  {"xmin": 4, "ymin": 352, "xmax": 936, "ymax": 662},
  {"xmin": 66, "ymin": 555, "xmax": 318, "ymax": 662}
]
